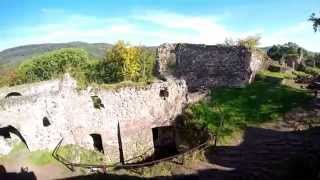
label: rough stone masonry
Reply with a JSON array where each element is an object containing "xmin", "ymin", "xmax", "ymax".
[
  {"xmin": 156, "ymin": 43, "xmax": 264, "ymax": 91},
  {"xmin": 0, "ymin": 43, "xmax": 263, "ymax": 164}
]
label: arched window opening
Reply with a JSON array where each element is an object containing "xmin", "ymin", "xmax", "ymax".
[
  {"xmin": 0, "ymin": 125, "xmax": 29, "ymax": 150},
  {"xmin": 5, "ymin": 92, "xmax": 22, "ymax": 98}
]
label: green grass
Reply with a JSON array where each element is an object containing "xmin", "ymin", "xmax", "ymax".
[
  {"xmin": 0, "ymin": 142, "xmax": 28, "ymax": 163},
  {"xmin": 188, "ymin": 71, "xmax": 312, "ymax": 138},
  {"xmin": 259, "ymin": 70, "xmax": 295, "ymax": 79},
  {"xmin": 0, "ymin": 142, "xmax": 106, "ymax": 167},
  {"xmin": 28, "ymin": 149, "xmax": 55, "ymax": 165},
  {"xmin": 57, "ymin": 144, "xmax": 106, "ymax": 165}
]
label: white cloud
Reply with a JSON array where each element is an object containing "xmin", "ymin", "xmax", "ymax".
[
  {"xmin": 1, "ymin": 10, "xmax": 319, "ymax": 52},
  {"xmin": 261, "ymin": 21, "xmax": 320, "ymax": 52}
]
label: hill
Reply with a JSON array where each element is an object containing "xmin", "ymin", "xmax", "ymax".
[{"xmin": 0, "ymin": 42, "xmax": 113, "ymax": 68}]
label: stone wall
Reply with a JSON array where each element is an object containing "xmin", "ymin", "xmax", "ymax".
[
  {"xmin": 0, "ymin": 74, "xmax": 188, "ymax": 163},
  {"xmin": 156, "ymin": 43, "xmax": 264, "ymax": 91},
  {"xmin": 156, "ymin": 43, "xmax": 177, "ymax": 77}
]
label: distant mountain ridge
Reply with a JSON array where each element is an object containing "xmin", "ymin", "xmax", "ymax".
[{"xmin": 0, "ymin": 42, "xmax": 113, "ymax": 68}]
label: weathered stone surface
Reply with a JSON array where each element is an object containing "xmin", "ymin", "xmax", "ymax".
[
  {"xmin": 157, "ymin": 43, "xmax": 264, "ymax": 91},
  {"xmin": 0, "ymin": 74, "xmax": 188, "ymax": 163},
  {"xmin": 156, "ymin": 43, "xmax": 177, "ymax": 76}
]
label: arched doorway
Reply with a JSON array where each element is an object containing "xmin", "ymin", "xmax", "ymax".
[{"xmin": 0, "ymin": 125, "xmax": 29, "ymax": 149}]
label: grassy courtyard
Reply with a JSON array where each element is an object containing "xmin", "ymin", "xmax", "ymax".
[{"xmin": 188, "ymin": 71, "xmax": 313, "ymax": 139}]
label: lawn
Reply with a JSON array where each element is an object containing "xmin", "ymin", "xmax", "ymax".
[{"xmin": 188, "ymin": 71, "xmax": 312, "ymax": 138}]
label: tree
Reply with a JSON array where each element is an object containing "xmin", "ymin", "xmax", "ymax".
[
  {"xmin": 105, "ymin": 41, "xmax": 142, "ymax": 82},
  {"xmin": 139, "ymin": 48, "xmax": 156, "ymax": 81},
  {"xmin": 309, "ymin": 12, "xmax": 320, "ymax": 32},
  {"xmin": 267, "ymin": 45, "xmax": 282, "ymax": 61},
  {"xmin": 16, "ymin": 48, "xmax": 89, "ymax": 84}
]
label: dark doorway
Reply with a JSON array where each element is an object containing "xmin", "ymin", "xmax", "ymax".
[
  {"xmin": 90, "ymin": 134, "xmax": 104, "ymax": 153},
  {"xmin": 5, "ymin": 92, "xmax": 22, "ymax": 98},
  {"xmin": 0, "ymin": 125, "xmax": 29, "ymax": 149},
  {"xmin": 152, "ymin": 126, "xmax": 177, "ymax": 158}
]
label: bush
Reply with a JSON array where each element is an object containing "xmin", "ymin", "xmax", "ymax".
[
  {"xmin": 237, "ymin": 36, "xmax": 260, "ymax": 51},
  {"xmin": 0, "ymin": 68, "xmax": 19, "ymax": 87},
  {"xmin": 304, "ymin": 67, "xmax": 320, "ymax": 76},
  {"xmin": 16, "ymin": 48, "xmax": 90, "ymax": 84},
  {"xmin": 293, "ymin": 71, "xmax": 313, "ymax": 83},
  {"xmin": 1, "ymin": 41, "xmax": 156, "ymax": 87}
]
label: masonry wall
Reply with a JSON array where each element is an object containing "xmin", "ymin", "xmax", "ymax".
[
  {"xmin": 0, "ymin": 74, "xmax": 188, "ymax": 163},
  {"xmin": 156, "ymin": 43, "xmax": 264, "ymax": 91}
]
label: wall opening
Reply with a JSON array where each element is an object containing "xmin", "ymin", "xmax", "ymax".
[
  {"xmin": 42, "ymin": 117, "xmax": 51, "ymax": 127},
  {"xmin": 159, "ymin": 87, "xmax": 169, "ymax": 100},
  {"xmin": 5, "ymin": 92, "xmax": 22, "ymax": 98},
  {"xmin": 90, "ymin": 134, "xmax": 104, "ymax": 153},
  {"xmin": 91, "ymin": 96, "xmax": 105, "ymax": 109},
  {"xmin": 152, "ymin": 126, "xmax": 177, "ymax": 158},
  {"xmin": 0, "ymin": 125, "xmax": 29, "ymax": 149}
]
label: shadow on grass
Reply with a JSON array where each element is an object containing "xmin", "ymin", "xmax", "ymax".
[{"xmin": 189, "ymin": 74, "xmax": 312, "ymax": 136}]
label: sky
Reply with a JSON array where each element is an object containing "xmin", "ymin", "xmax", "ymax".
[{"xmin": 0, "ymin": 0, "xmax": 320, "ymax": 51}]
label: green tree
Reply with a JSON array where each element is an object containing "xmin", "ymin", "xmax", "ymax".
[
  {"xmin": 138, "ymin": 48, "xmax": 156, "ymax": 81},
  {"xmin": 267, "ymin": 45, "xmax": 282, "ymax": 61},
  {"xmin": 309, "ymin": 12, "xmax": 320, "ymax": 32},
  {"xmin": 105, "ymin": 41, "xmax": 155, "ymax": 82},
  {"xmin": 16, "ymin": 48, "xmax": 89, "ymax": 84}
]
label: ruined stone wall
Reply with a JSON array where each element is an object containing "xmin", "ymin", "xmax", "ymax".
[
  {"xmin": 156, "ymin": 43, "xmax": 177, "ymax": 76},
  {"xmin": 156, "ymin": 43, "xmax": 264, "ymax": 91},
  {"xmin": 0, "ymin": 42, "xmax": 265, "ymax": 164},
  {"xmin": 0, "ymin": 74, "xmax": 188, "ymax": 163}
]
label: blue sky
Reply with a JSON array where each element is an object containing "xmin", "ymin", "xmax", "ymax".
[{"xmin": 1, "ymin": 0, "xmax": 320, "ymax": 51}]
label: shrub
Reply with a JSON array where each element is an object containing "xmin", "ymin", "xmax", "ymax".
[
  {"xmin": 304, "ymin": 67, "xmax": 320, "ymax": 76},
  {"xmin": 0, "ymin": 68, "xmax": 19, "ymax": 87},
  {"xmin": 237, "ymin": 36, "xmax": 260, "ymax": 51},
  {"xmin": 292, "ymin": 71, "xmax": 313, "ymax": 83},
  {"xmin": 16, "ymin": 48, "xmax": 89, "ymax": 84},
  {"xmin": 1, "ymin": 41, "xmax": 156, "ymax": 87}
]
